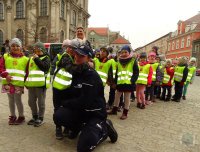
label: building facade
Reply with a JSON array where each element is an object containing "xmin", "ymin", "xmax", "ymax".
[
  {"xmin": 166, "ymin": 13, "xmax": 200, "ymax": 59},
  {"xmin": 192, "ymin": 39, "xmax": 200, "ymax": 68},
  {"xmin": 87, "ymin": 27, "xmax": 120, "ymax": 49},
  {"xmin": 136, "ymin": 33, "xmax": 171, "ymax": 55},
  {"xmin": 110, "ymin": 36, "xmax": 131, "ymax": 53},
  {"xmin": 0, "ymin": 0, "xmax": 90, "ymax": 46}
]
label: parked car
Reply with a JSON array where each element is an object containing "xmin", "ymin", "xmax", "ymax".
[{"xmin": 196, "ymin": 69, "xmax": 200, "ymax": 76}]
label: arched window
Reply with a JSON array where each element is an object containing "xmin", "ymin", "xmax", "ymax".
[
  {"xmin": 72, "ymin": 10, "xmax": 76, "ymax": 26},
  {"xmin": 16, "ymin": 0, "xmax": 24, "ymax": 19},
  {"xmin": 181, "ymin": 38, "xmax": 184, "ymax": 48},
  {"xmin": 186, "ymin": 36, "xmax": 191, "ymax": 47},
  {"xmin": 16, "ymin": 29, "xmax": 24, "ymax": 43},
  {"xmin": 40, "ymin": 27, "xmax": 47, "ymax": 42},
  {"xmin": 61, "ymin": 0, "xmax": 65, "ymax": 19},
  {"xmin": 0, "ymin": 30, "xmax": 3, "ymax": 45},
  {"xmin": 60, "ymin": 30, "xmax": 64, "ymax": 42},
  {"xmin": 0, "ymin": 2, "xmax": 4, "ymax": 20},
  {"xmin": 82, "ymin": 17, "xmax": 86, "ymax": 28},
  {"xmin": 40, "ymin": 0, "xmax": 47, "ymax": 16}
]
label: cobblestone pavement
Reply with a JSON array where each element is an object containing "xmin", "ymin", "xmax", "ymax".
[{"xmin": 0, "ymin": 77, "xmax": 200, "ymax": 152}]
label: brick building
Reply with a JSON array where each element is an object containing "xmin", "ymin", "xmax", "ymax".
[{"xmin": 166, "ymin": 13, "xmax": 200, "ymax": 59}]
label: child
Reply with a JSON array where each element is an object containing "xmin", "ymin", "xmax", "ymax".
[
  {"xmin": 52, "ymin": 39, "xmax": 78, "ymax": 140},
  {"xmin": 160, "ymin": 59, "xmax": 174, "ymax": 101},
  {"xmin": 25, "ymin": 42, "xmax": 51, "ymax": 127},
  {"xmin": 108, "ymin": 45, "xmax": 139, "ymax": 119},
  {"xmin": 0, "ymin": 38, "xmax": 29, "ymax": 125},
  {"xmin": 145, "ymin": 52, "xmax": 162, "ymax": 103},
  {"xmin": 136, "ymin": 52, "xmax": 153, "ymax": 109},
  {"xmin": 172, "ymin": 56, "xmax": 188, "ymax": 102},
  {"xmin": 182, "ymin": 57, "xmax": 196, "ymax": 100}
]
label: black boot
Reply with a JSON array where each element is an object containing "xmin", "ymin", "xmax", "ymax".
[
  {"xmin": 120, "ymin": 109, "xmax": 128, "ymax": 120},
  {"xmin": 107, "ymin": 106, "xmax": 118, "ymax": 115},
  {"xmin": 56, "ymin": 126, "xmax": 63, "ymax": 140},
  {"xmin": 106, "ymin": 119, "xmax": 118, "ymax": 143}
]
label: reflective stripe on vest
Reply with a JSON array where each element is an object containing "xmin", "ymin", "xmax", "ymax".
[
  {"xmin": 136, "ymin": 64, "xmax": 151, "ymax": 85},
  {"xmin": 186, "ymin": 66, "xmax": 196, "ymax": 82},
  {"xmin": 174, "ymin": 66, "xmax": 185, "ymax": 82},
  {"xmin": 25, "ymin": 56, "xmax": 50, "ymax": 88},
  {"xmin": 52, "ymin": 53, "xmax": 73, "ymax": 90},
  {"xmin": 94, "ymin": 58, "xmax": 112, "ymax": 86},
  {"xmin": 117, "ymin": 58, "xmax": 135, "ymax": 85},
  {"xmin": 2, "ymin": 54, "xmax": 28, "ymax": 87},
  {"xmin": 162, "ymin": 68, "xmax": 170, "ymax": 84},
  {"xmin": 151, "ymin": 63, "xmax": 159, "ymax": 81}
]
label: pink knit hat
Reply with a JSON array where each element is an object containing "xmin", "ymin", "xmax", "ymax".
[{"xmin": 148, "ymin": 51, "xmax": 156, "ymax": 57}]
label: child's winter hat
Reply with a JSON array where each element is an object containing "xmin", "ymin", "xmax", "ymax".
[
  {"xmin": 166, "ymin": 59, "xmax": 172, "ymax": 64},
  {"xmin": 189, "ymin": 57, "xmax": 196, "ymax": 63},
  {"xmin": 148, "ymin": 51, "xmax": 156, "ymax": 57},
  {"xmin": 178, "ymin": 56, "xmax": 188, "ymax": 65},
  {"xmin": 139, "ymin": 52, "xmax": 147, "ymax": 58},
  {"xmin": 10, "ymin": 38, "xmax": 22, "ymax": 48},
  {"xmin": 33, "ymin": 42, "xmax": 46, "ymax": 53},
  {"xmin": 121, "ymin": 45, "xmax": 131, "ymax": 53}
]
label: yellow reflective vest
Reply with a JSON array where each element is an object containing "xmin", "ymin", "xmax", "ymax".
[
  {"xmin": 2, "ymin": 53, "xmax": 29, "ymax": 87},
  {"xmin": 25, "ymin": 56, "xmax": 50, "ymax": 88}
]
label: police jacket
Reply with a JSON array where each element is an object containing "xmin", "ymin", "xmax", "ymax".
[{"xmin": 62, "ymin": 63, "xmax": 107, "ymax": 122}]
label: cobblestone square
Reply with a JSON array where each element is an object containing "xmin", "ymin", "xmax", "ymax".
[{"xmin": 0, "ymin": 77, "xmax": 200, "ymax": 152}]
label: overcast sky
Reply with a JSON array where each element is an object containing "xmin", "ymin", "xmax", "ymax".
[{"xmin": 88, "ymin": 0, "xmax": 200, "ymax": 49}]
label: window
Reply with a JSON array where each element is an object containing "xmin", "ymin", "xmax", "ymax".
[
  {"xmin": 172, "ymin": 41, "xmax": 175, "ymax": 50},
  {"xmin": 0, "ymin": 2, "xmax": 4, "ymax": 20},
  {"xmin": 72, "ymin": 10, "xmax": 76, "ymax": 26},
  {"xmin": 60, "ymin": 30, "xmax": 64, "ymax": 42},
  {"xmin": 16, "ymin": 29, "xmax": 24, "ymax": 44},
  {"xmin": 16, "ymin": 0, "xmax": 24, "ymax": 19},
  {"xmin": 194, "ymin": 44, "xmax": 199, "ymax": 53},
  {"xmin": 186, "ymin": 36, "xmax": 191, "ymax": 47},
  {"xmin": 61, "ymin": 0, "xmax": 65, "ymax": 19},
  {"xmin": 0, "ymin": 30, "xmax": 3, "ymax": 45},
  {"xmin": 90, "ymin": 38, "xmax": 95, "ymax": 43},
  {"xmin": 181, "ymin": 38, "xmax": 184, "ymax": 48},
  {"xmin": 168, "ymin": 43, "xmax": 171, "ymax": 51},
  {"xmin": 40, "ymin": 27, "xmax": 47, "ymax": 42},
  {"xmin": 82, "ymin": 17, "xmax": 86, "ymax": 28},
  {"xmin": 40, "ymin": 0, "xmax": 47, "ymax": 16},
  {"xmin": 176, "ymin": 40, "xmax": 179, "ymax": 49}
]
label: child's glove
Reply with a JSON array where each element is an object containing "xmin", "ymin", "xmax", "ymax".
[{"xmin": 6, "ymin": 75, "xmax": 12, "ymax": 83}]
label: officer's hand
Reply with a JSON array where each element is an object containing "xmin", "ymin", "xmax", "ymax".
[{"xmin": 6, "ymin": 75, "xmax": 12, "ymax": 83}]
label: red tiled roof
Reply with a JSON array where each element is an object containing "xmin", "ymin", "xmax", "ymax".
[
  {"xmin": 88, "ymin": 27, "xmax": 109, "ymax": 36},
  {"xmin": 111, "ymin": 36, "xmax": 131, "ymax": 44}
]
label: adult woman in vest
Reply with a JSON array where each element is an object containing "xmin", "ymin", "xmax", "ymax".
[
  {"xmin": 53, "ymin": 44, "xmax": 118, "ymax": 152},
  {"xmin": 182, "ymin": 57, "xmax": 196, "ymax": 100},
  {"xmin": 171, "ymin": 56, "xmax": 188, "ymax": 102},
  {"xmin": 108, "ymin": 45, "xmax": 139, "ymax": 119},
  {"xmin": 25, "ymin": 42, "xmax": 51, "ymax": 127},
  {"xmin": 0, "ymin": 38, "xmax": 29, "ymax": 125}
]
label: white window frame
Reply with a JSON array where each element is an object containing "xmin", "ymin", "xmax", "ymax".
[
  {"xmin": 168, "ymin": 43, "xmax": 171, "ymax": 51},
  {"xmin": 176, "ymin": 40, "xmax": 179, "ymax": 49},
  {"xmin": 14, "ymin": 0, "xmax": 26, "ymax": 19},
  {"xmin": 181, "ymin": 38, "xmax": 184, "ymax": 48},
  {"xmin": 60, "ymin": 0, "xmax": 65, "ymax": 19},
  {"xmin": 39, "ymin": 0, "xmax": 49, "ymax": 16},
  {"xmin": 172, "ymin": 41, "xmax": 175, "ymax": 50}
]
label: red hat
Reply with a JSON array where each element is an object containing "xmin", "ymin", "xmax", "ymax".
[{"xmin": 148, "ymin": 52, "xmax": 156, "ymax": 57}]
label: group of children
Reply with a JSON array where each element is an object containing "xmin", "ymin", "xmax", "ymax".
[
  {"xmin": 0, "ymin": 38, "xmax": 197, "ymax": 126},
  {"xmin": 93, "ymin": 45, "xmax": 197, "ymax": 120}
]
